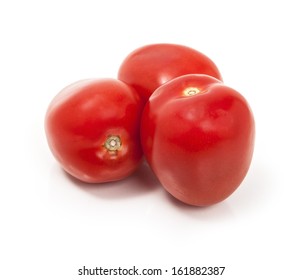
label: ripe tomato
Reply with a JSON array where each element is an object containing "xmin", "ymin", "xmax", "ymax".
[
  {"xmin": 118, "ymin": 43, "xmax": 222, "ymax": 101},
  {"xmin": 45, "ymin": 78, "xmax": 144, "ymax": 183},
  {"xmin": 141, "ymin": 74, "xmax": 255, "ymax": 206}
]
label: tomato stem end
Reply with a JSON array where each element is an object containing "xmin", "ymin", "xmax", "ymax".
[
  {"xmin": 104, "ymin": 135, "xmax": 122, "ymax": 152},
  {"xmin": 183, "ymin": 87, "xmax": 201, "ymax": 96}
]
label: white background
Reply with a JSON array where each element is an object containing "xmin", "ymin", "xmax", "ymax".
[{"xmin": 1, "ymin": 0, "xmax": 301, "ymax": 279}]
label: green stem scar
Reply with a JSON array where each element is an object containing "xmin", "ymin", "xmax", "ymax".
[
  {"xmin": 104, "ymin": 135, "xmax": 122, "ymax": 152},
  {"xmin": 183, "ymin": 87, "xmax": 200, "ymax": 96}
]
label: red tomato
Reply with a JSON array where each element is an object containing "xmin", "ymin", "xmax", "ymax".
[
  {"xmin": 118, "ymin": 43, "xmax": 222, "ymax": 101},
  {"xmin": 141, "ymin": 74, "xmax": 255, "ymax": 206},
  {"xmin": 45, "ymin": 78, "xmax": 144, "ymax": 183}
]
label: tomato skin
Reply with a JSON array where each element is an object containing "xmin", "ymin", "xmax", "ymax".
[
  {"xmin": 118, "ymin": 43, "xmax": 222, "ymax": 101},
  {"xmin": 45, "ymin": 78, "xmax": 144, "ymax": 183},
  {"xmin": 141, "ymin": 74, "xmax": 255, "ymax": 206}
]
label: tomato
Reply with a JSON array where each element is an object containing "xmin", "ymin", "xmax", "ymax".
[
  {"xmin": 141, "ymin": 74, "xmax": 255, "ymax": 206},
  {"xmin": 45, "ymin": 78, "xmax": 144, "ymax": 183},
  {"xmin": 118, "ymin": 43, "xmax": 222, "ymax": 102}
]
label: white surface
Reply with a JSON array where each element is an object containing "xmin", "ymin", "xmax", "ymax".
[{"xmin": 1, "ymin": 0, "xmax": 301, "ymax": 279}]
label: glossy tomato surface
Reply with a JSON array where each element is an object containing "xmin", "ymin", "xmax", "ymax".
[
  {"xmin": 118, "ymin": 43, "xmax": 222, "ymax": 101},
  {"xmin": 45, "ymin": 78, "xmax": 144, "ymax": 183},
  {"xmin": 141, "ymin": 74, "xmax": 255, "ymax": 206}
]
